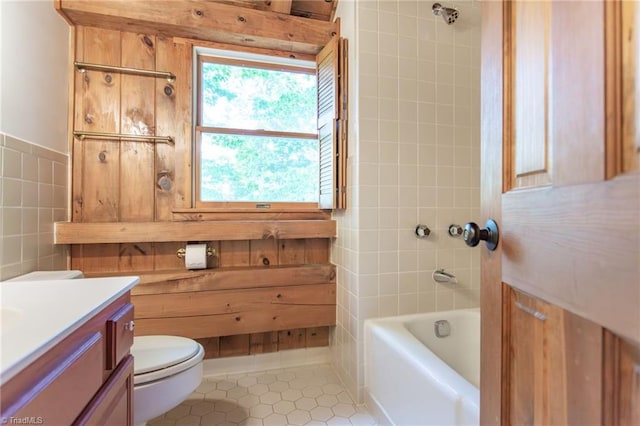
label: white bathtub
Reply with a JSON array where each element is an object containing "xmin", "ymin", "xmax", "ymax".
[{"xmin": 364, "ymin": 308, "xmax": 480, "ymax": 426}]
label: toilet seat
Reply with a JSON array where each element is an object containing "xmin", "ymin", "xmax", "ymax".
[{"xmin": 132, "ymin": 335, "xmax": 205, "ymax": 385}]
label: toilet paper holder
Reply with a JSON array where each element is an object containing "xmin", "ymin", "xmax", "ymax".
[{"xmin": 176, "ymin": 245, "xmax": 216, "ymax": 258}]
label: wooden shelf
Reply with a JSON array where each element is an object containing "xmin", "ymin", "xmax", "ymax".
[{"xmin": 54, "ymin": 220, "xmax": 336, "ymax": 244}]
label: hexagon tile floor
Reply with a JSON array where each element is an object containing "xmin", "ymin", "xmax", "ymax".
[{"xmin": 148, "ymin": 363, "xmax": 377, "ymax": 426}]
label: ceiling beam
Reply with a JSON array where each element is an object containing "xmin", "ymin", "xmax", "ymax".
[{"xmin": 56, "ymin": 0, "xmax": 337, "ymax": 55}]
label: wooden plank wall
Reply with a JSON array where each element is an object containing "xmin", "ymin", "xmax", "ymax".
[{"xmin": 70, "ymin": 26, "xmax": 334, "ymax": 357}]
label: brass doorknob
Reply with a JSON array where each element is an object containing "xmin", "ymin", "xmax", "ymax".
[{"xmin": 463, "ymin": 219, "xmax": 499, "ymax": 251}]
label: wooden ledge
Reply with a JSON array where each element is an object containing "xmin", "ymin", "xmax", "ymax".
[{"xmin": 54, "ymin": 220, "xmax": 336, "ymax": 244}]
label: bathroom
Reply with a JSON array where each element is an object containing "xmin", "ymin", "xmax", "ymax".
[{"xmin": 1, "ymin": 0, "xmax": 638, "ymax": 425}]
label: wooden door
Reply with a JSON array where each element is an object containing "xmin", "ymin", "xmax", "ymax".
[{"xmin": 480, "ymin": 0, "xmax": 639, "ymax": 424}]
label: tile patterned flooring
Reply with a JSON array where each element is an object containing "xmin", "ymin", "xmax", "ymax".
[{"xmin": 149, "ymin": 364, "xmax": 377, "ymax": 426}]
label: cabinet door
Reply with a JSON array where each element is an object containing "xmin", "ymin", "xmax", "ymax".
[{"xmin": 74, "ymin": 355, "xmax": 133, "ymax": 426}]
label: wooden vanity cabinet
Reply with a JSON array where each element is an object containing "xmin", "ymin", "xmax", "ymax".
[{"xmin": 0, "ymin": 293, "xmax": 135, "ymax": 426}]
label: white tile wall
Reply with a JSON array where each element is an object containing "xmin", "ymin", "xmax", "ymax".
[
  {"xmin": 332, "ymin": 0, "xmax": 481, "ymax": 402},
  {"xmin": 0, "ymin": 133, "xmax": 69, "ymax": 280}
]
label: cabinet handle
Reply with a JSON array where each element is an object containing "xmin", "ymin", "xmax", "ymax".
[{"xmin": 124, "ymin": 321, "xmax": 135, "ymax": 332}]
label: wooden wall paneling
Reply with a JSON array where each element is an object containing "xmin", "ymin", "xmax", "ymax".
[
  {"xmin": 249, "ymin": 332, "xmax": 279, "ymax": 354},
  {"xmin": 219, "ymin": 241, "xmax": 251, "ymax": 267},
  {"xmin": 117, "ymin": 243, "xmax": 154, "ymax": 272},
  {"xmin": 153, "ymin": 242, "xmax": 187, "ymax": 271},
  {"xmin": 134, "ymin": 304, "xmax": 335, "ymax": 338},
  {"xmin": 80, "ymin": 27, "xmax": 122, "ymax": 223},
  {"xmin": 305, "ymin": 327, "xmax": 329, "ymax": 347},
  {"xmin": 129, "ymin": 264, "xmax": 336, "ymax": 294},
  {"xmin": 278, "ymin": 329, "xmax": 306, "ymax": 350},
  {"xmin": 133, "ymin": 283, "xmax": 336, "ymax": 319},
  {"xmin": 195, "ymin": 337, "xmax": 220, "ymax": 359},
  {"xmin": 78, "ymin": 244, "xmax": 120, "ymax": 273},
  {"xmin": 278, "ymin": 239, "xmax": 306, "ymax": 265},
  {"xmin": 72, "ymin": 27, "xmax": 85, "ymax": 222},
  {"xmin": 304, "ymin": 238, "xmax": 330, "ymax": 263},
  {"xmin": 155, "ymin": 37, "xmax": 185, "ymax": 218},
  {"xmin": 219, "ymin": 335, "xmax": 250, "ymax": 358},
  {"xmin": 166, "ymin": 39, "xmax": 191, "ymax": 210},
  {"xmin": 70, "ymin": 245, "xmax": 84, "ymax": 271},
  {"xmin": 119, "ymin": 32, "xmax": 156, "ymax": 222},
  {"xmin": 250, "ymin": 239, "xmax": 278, "ymax": 266},
  {"xmin": 206, "ymin": 241, "xmax": 221, "ymax": 269}
]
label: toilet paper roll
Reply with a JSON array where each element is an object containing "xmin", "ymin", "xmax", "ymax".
[{"xmin": 185, "ymin": 243, "xmax": 208, "ymax": 269}]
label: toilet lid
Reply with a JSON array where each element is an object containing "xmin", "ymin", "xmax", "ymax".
[{"xmin": 132, "ymin": 335, "xmax": 201, "ymax": 375}]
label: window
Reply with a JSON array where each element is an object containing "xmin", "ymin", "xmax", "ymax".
[{"xmin": 194, "ymin": 39, "xmax": 347, "ymax": 210}]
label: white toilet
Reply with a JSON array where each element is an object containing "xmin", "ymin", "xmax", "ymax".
[{"xmin": 6, "ymin": 270, "xmax": 205, "ymax": 425}]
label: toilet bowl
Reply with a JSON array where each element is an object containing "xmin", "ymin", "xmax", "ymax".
[
  {"xmin": 132, "ymin": 335, "xmax": 205, "ymax": 425},
  {"xmin": 6, "ymin": 271, "xmax": 205, "ymax": 425}
]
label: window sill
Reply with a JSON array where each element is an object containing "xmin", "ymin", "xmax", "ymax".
[
  {"xmin": 172, "ymin": 208, "xmax": 330, "ymax": 221},
  {"xmin": 54, "ymin": 219, "xmax": 336, "ymax": 244}
]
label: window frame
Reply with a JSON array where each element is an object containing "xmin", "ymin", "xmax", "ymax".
[{"xmin": 194, "ymin": 53, "xmax": 320, "ymax": 210}]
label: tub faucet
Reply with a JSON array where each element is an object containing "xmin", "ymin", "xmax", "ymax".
[{"xmin": 432, "ymin": 269, "xmax": 457, "ymax": 284}]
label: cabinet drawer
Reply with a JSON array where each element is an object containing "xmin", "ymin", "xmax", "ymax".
[
  {"xmin": 2, "ymin": 333, "xmax": 104, "ymax": 424},
  {"xmin": 106, "ymin": 303, "xmax": 135, "ymax": 370}
]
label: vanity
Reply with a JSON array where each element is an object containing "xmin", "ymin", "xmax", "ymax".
[{"xmin": 0, "ymin": 276, "xmax": 139, "ymax": 425}]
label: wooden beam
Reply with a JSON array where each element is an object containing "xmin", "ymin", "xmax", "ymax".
[
  {"xmin": 54, "ymin": 220, "xmax": 336, "ymax": 244},
  {"xmin": 56, "ymin": 0, "xmax": 337, "ymax": 55},
  {"xmin": 134, "ymin": 304, "xmax": 335, "ymax": 338},
  {"xmin": 122, "ymin": 264, "xmax": 336, "ymax": 295},
  {"xmin": 132, "ymin": 283, "xmax": 336, "ymax": 318}
]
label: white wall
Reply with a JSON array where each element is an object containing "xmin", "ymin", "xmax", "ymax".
[
  {"xmin": 1, "ymin": 0, "xmax": 70, "ymax": 279},
  {"xmin": 1, "ymin": 0, "xmax": 69, "ymax": 153},
  {"xmin": 332, "ymin": 0, "xmax": 481, "ymax": 401}
]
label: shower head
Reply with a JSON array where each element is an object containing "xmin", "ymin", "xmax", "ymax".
[{"xmin": 432, "ymin": 3, "xmax": 459, "ymax": 25}]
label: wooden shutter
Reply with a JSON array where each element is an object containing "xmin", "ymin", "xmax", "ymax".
[{"xmin": 317, "ymin": 36, "xmax": 348, "ymax": 209}]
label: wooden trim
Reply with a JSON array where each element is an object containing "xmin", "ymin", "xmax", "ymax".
[
  {"xmin": 199, "ymin": 54, "xmax": 315, "ymax": 75},
  {"xmin": 621, "ymin": 0, "xmax": 639, "ymax": 173},
  {"xmin": 605, "ymin": 0, "xmax": 624, "ymax": 179},
  {"xmin": 56, "ymin": 0, "xmax": 338, "ymax": 55},
  {"xmin": 480, "ymin": 0, "xmax": 506, "ymax": 424},
  {"xmin": 171, "ymin": 209, "xmax": 330, "ymax": 222},
  {"xmin": 196, "ymin": 126, "xmax": 317, "ymax": 140},
  {"xmin": 54, "ymin": 220, "xmax": 336, "ymax": 244},
  {"xmin": 175, "ymin": 36, "xmax": 316, "ymax": 62}
]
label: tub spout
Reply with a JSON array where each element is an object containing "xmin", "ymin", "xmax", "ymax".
[{"xmin": 432, "ymin": 269, "xmax": 457, "ymax": 284}]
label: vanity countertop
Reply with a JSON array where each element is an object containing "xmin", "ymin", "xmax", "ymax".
[{"xmin": 0, "ymin": 276, "xmax": 139, "ymax": 383}]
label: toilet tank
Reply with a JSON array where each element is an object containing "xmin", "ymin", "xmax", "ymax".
[{"xmin": 5, "ymin": 270, "xmax": 84, "ymax": 281}]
